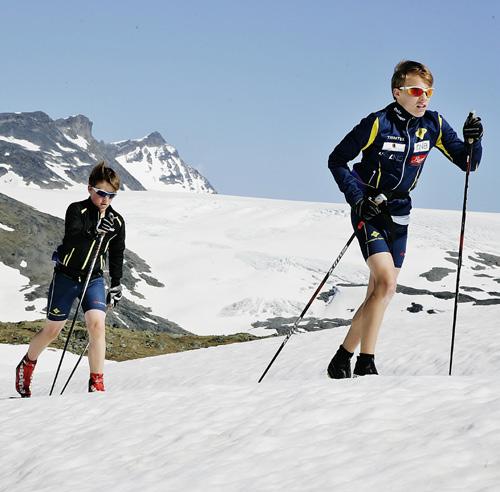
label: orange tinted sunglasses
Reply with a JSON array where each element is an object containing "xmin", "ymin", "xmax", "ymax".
[{"xmin": 399, "ymin": 86, "xmax": 434, "ymax": 98}]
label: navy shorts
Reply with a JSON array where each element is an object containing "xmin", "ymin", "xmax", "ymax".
[
  {"xmin": 351, "ymin": 211, "xmax": 408, "ymax": 268},
  {"xmin": 46, "ymin": 271, "xmax": 107, "ymax": 321}
]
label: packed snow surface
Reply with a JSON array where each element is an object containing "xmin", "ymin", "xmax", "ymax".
[
  {"xmin": 0, "ymin": 264, "xmax": 45, "ymax": 319},
  {"xmin": 1, "ymin": 305, "xmax": 500, "ymax": 492},
  {"xmin": 1, "ymin": 187, "xmax": 499, "ymax": 490}
]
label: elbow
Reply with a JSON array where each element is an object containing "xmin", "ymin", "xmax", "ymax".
[{"xmin": 328, "ymin": 153, "xmax": 339, "ymax": 171}]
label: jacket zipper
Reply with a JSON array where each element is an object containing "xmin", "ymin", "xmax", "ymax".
[
  {"xmin": 81, "ymin": 210, "xmax": 102, "ymax": 271},
  {"xmin": 392, "ymin": 118, "xmax": 412, "ymax": 190}
]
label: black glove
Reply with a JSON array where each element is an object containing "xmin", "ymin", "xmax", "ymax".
[
  {"xmin": 463, "ymin": 112, "xmax": 483, "ymax": 143},
  {"xmin": 106, "ymin": 284, "xmax": 122, "ymax": 308},
  {"xmin": 354, "ymin": 197, "xmax": 382, "ymax": 222},
  {"xmin": 96, "ymin": 215, "xmax": 116, "ymax": 235}
]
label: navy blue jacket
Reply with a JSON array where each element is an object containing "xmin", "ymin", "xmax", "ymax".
[{"xmin": 328, "ymin": 102, "xmax": 482, "ymax": 216}]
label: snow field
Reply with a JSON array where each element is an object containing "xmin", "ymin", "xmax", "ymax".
[{"xmin": 1, "ymin": 299, "xmax": 500, "ymax": 491}]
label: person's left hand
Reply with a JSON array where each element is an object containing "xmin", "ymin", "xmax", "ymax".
[
  {"xmin": 106, "ymin": 285, "xmax": 123, "ymax": 308},
  {"xmin": 463, "ymin": 112, "xmax": 483, "ymax": 143}
]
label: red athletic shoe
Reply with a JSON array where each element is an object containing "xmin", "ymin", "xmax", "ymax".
[
  {"xmin": 15, "ymin": 354, "xmax": 37, "ymax": 398},
  {"xmin": 88, "ymin": 373, "xmax": 105, "ymax": 392}
]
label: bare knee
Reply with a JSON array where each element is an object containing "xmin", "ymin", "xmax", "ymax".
[
  {"xmin": 43, "ymin": 321, "xmax": 65, "ymax": 340},
  {"xmin": 373, "ymin": 277, "xmax": 397, "ymax": 302},
  {"xmin": 85, "ymin": 310, "xmax": 106, "ymax": 339},
  {"xmin": 87, "ymin": 320, "xmax": 105, "ymax": 339}
]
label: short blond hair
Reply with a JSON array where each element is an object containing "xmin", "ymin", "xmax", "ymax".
[{"xmin": 391, "ymin": 60, "xmax": 434, "ymax": 91}]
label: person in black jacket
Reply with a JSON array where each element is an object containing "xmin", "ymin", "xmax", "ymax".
[
  {"xmin": 15, "ymin": 162, "xmax": 126, "ymax": 396},
  {"xmin": 326, "ymin": 60, "xmax": 483, "ymax": 378}
]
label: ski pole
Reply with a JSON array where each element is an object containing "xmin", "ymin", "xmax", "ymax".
[
  {"xmin": 59, "ymin": 295, "xmax": 115, "ymax": 395},
  {"xmin": 449, "ymin": 119, "xmax": 475, "ymax": 376},
  {"xmin": 257, "ymin": 194, "xmax": 387, "ymax": 383},
  {"xmin": 49, "ymin": 232, "xmax": 106, "ymax": 395},
  {"xmin": 258, "ymin": 222, "xmax": 365, "ymax": 383},
  {"xmin": 59, "ymin": 342, "xmax": 89, "ymax": 395}
]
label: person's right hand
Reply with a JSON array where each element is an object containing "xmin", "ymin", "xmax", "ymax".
[
  {"xmin": 354, "ymin": 197, "xmax": 382, "ymax": 222},
  {"xmin": 96, "ymin": 215, "xmax": 115, "ymax": 235}
]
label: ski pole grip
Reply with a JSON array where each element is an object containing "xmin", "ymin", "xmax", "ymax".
[
  {"xmin": 372, "ymin": 193, "xmax": 387, "ymax": 206},
  {"xmin": 467, "ymin": 110, "xmax": 475, "ymax": 145},
  {"xmin": 355, "ymin": 194, "xmax": 386, "ymax": 230},
  {"xmin": 97, "ymin": 211, "xmax": 114, "ymax": 236}
]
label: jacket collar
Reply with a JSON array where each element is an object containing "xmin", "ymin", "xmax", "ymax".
[
  {"xmin": 388, "ymin": 102, "xmax": 420, "ymax": 127},
  {"xmin": 85, "ymin": 196, "xmax": 98, "ymax": 212},
  {"xmin": 84, "ymin": 196, "xmax": 114, "ymax": 217}
]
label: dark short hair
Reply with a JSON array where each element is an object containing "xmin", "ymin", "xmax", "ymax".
[
  {"xmin": 88, "ymin": 161, "xmax": 120, "ymax": 191},
  {"xmin": 391, "ymin": 60, "xmax": 434, "ymax": 91}
]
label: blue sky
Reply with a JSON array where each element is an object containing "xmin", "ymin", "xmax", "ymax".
[{"xmin": 2, "ymin": 0, "xmax": 499, "ymax": 212}]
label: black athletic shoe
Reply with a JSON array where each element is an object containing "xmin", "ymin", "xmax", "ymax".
[
  {"xmin": 353, "ymin": 354, "xmax": 378, "ymax": 377},
  {"xmin": 327, "ymin": 345, "xmax": 353, "ymax": 379}
]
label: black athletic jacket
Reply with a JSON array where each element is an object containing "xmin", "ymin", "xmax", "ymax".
[{"xmin": 55, "ymin": 197, "xmax": 126, "ymax": 286}]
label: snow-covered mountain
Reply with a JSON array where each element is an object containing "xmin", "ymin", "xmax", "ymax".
[
  {"xmin": 113, "ymin": 132, "xmax": 214, "ymax": 193},
  {"xmin": 1, "ymin": 186, "xmax": 499, "ymax": 337},
  {"xmin": 0, "ymin": 112, "xmax": 215, "ymax": 193}
]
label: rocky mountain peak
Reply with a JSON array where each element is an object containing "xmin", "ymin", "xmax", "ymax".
[
  {"xmin": 113, "ymin": 131, "xmax": 167, "ymax": 154},
  {"xmin": 55, "ymin": 114, "xmax": 93, "ymax": 141},
  {"xmin": 142, "ymin": 131, "xmax": 166, "ymax": 147},
  {"xmin": 0, "ymin": 111, "xmax": 52, "ymax": 132},
  {"xmin": 0, "ymin": 111, "xmax": 216, "ymax": 194}
]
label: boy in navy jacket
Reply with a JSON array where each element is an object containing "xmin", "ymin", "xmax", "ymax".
[{"xmin": 327, "ymin": 60, "xmax": 483, "ymax": 378}]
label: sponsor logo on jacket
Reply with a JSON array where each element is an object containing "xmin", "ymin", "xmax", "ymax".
[
  {"xmin": 416, "ymin": 128, "xmax": 428, "ymax": 139},
  {"xmin": 414, "ymin": 140, "xmax": 430, "ymax": 152},
  {"xmin": 410, "ymin": 154, "xmax": 427, "ymax": 166},
  {"xmin": 382, "ymin": 142, "xmax": 406, "ymax": 152}
]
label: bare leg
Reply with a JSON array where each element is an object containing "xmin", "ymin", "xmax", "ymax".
[
  {"xmin": 27, "ymin": 320, "xmax": 66, "ymax": 361},
  {"xmin": 342, "ymin": 252, "xmax": 400, "ymax": 354},
  {"xmin": 85, "ymin": 309, "xmax": 106, "ymax": 373},
  {"xmin": 342, "ymin": 275, "xmax": 375, "ymax": 352}
]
